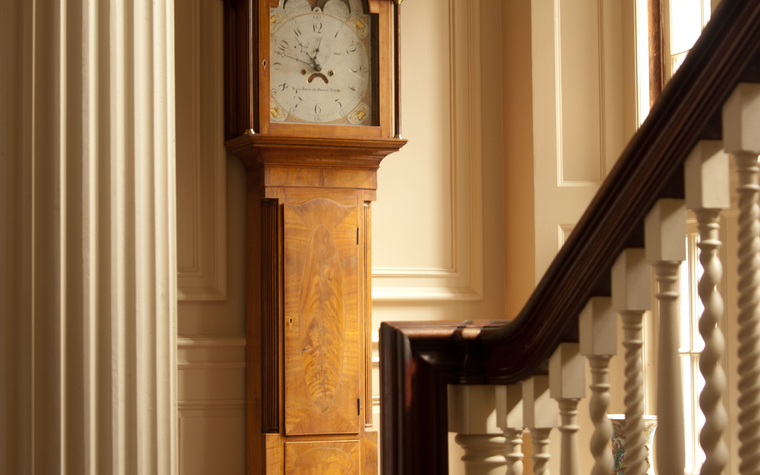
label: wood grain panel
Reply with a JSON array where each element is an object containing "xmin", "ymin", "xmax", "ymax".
[
  {"xmin": 321, "ymin": 169, "xmax": 377, "ymax": 190},
  {"xmin": 299, "ymin": 225, "xmax": 346, "ymax": 413},
  {"xmin": 363, "ymin": 431, "xmax": 378, "ymax": 475},
  {"xmin": 261, "ymin": 199, "xmax": 281, "ymax": 433},
  {"xmin": 284, "ymin": 198, "xmax": 361, "ymax": 436},
  {"xmin": 285, "ymin": 440, "xmax": 361, "ymax": 475},
  {"xmin": 266, "ymin": 434, "xmax": 284, "ymax": 475}
]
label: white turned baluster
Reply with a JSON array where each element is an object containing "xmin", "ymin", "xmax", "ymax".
[
  {"xmin": 523, "ymin": 376, "xmax": 558, "ymax": 475},
  {"xmin": 449, "ymin": 385, "xmax": 507, "ymax": 475},
  {"xmin": 549, "ymin": 343, "xmax": 585, "ymax": 475},
  {"xmin": 646, "ymin": 198, "xmax": 687, "ymax": 475},
  {"xmin": 611, "ymin": 248, "xmax": 652, "ymax": 475},
  {"xmin": 685, "ymin": 140, "xmax": 731, "ymax": 475},
  {"xmin": 579, "ymin": 297, "xmax": 617, "ymax": 475},
  {"xmin": 496, "ymin": 385, "xmax": 526, "ymax": 475},
  {"xmin": 723, "ymin": 82, "xmax": 760, "ymax": 475}
]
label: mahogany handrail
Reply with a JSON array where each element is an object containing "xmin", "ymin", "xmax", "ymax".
[{"xmin": 380, "ymin": 0, "xmax": 760, "ymax": 473}]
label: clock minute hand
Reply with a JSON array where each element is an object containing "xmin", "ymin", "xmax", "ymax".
[{"xmin": 284, "ymin": 53, "xmax": 312, "ymax": 67}]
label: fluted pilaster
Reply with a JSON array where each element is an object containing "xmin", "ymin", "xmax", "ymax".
[{"xmin": 1, "ymin": 1, "xmax": 177, "ymax": 473}]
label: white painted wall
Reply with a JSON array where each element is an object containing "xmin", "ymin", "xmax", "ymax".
[{"xmin": 174, "ymin": 0, "xmax": 247, "ymax": 473}]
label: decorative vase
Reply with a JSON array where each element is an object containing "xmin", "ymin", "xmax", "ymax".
[{"xmin": 609, "ymin": 414, "xmax": 658, "ymax": 475}]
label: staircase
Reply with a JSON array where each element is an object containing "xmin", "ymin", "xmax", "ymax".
[{"xmin": 379, "ymin": 0, "xmax": 760, "ymax": 473}]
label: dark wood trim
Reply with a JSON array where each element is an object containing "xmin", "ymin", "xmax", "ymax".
[
  {"xmin": 223, "ymin": 0, "xmax": 258, "ymax": 139},
  {"xmin": 380, "ymin": 1, "xmax": 760, "ymax": 473},
  {"xmin": 260, "ymin": 198, "xmax": 281, "ymax": 433},
  {"xmin": 380, "ymin": 320, "xmax": 509, "ymax": 475},
  {"xmin": 648, "ymin": 0, "xmax": 663, "ymax": 106},
  {"xmin": 393, "ymin": 0, "xmax": 401, "ymax": 138}
]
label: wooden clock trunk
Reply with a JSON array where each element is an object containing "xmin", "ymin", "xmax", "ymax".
[
  {"xmin": 222, "ymin": 0, "xmax": 404, "ymax": 472},
  {"xmin": 228, "ymin": 145, "xmax": 391, "ymax": 474}
]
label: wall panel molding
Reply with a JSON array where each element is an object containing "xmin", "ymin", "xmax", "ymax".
[
  {"xmin": 177, "ymin": 336, "xmax": 246, "ymax": 414},
  {"xmin": 176, "ymin": 0, "xmax": 227, "ymax": 301},
  {"xmin": 532, "ymin": 0, "xmax": 633, "ymax": 282},
  {"xmin": 372, "ymin": 0, "xmax": 483, "ymax": 301}
]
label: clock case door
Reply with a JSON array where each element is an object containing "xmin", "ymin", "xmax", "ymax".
[
  {"xmin": 282, "ymin": 197, "xmax": 362, "ymax": 436},
  {"xmin": 253, "ymin": 183, "xmax": 379, "ymax": 475},
  {"xmin": 224, "ymin": 0, "xmax": 395, "ymax": 141}
]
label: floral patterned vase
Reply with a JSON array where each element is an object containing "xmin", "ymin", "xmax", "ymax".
[{"xmin": 609, "ymin": 414, "xmax": 658, "ymax": 475}]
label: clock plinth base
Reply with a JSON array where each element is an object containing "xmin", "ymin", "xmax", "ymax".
[{"xmin": 260, "ymin": 431, "xmax": 378, "ymax": 474}]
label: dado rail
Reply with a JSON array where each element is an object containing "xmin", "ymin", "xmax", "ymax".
[{"xmin": 380, "ymin": 0, "xmax": 760, "ymax": 474}]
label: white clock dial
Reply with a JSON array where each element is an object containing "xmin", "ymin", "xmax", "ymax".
[{"xmin": 270, "ymin": 9, "xmax": 372, "ymax": 124}]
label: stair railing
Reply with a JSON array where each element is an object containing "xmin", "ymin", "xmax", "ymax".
[{"xmin": 380, "ymin": 0, "xmax": 760, "ymax": 473}]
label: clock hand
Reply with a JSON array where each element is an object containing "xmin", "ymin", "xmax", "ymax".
[
  {"xmin": 284, "ymin": 53, "xmax": 312, "ymax": 67},
  {"xmin": 309, "ymin": 38, "xmax": 324, "ymax": 71},
  {"xmin": 303, "ymin": 50, "xmax": 321, "ymax": 71}
]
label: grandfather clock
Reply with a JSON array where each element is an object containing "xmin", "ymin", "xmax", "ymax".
[{"xmin": 222, "ymin": 0, "xmax": 405, "ymax": 473}]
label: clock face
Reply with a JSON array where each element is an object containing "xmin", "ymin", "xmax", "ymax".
[{"xmin": 270, "ymin": 1, "xmax": 374, "ymax": 125}]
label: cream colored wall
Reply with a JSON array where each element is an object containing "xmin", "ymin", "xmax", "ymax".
[
  {"xmin": 175, "ymin": 0, "xmax": 247, "ymax": 473},
  {"xmin": 502, "ymin": 0, "xmax": 536, "ymax": 319}
]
